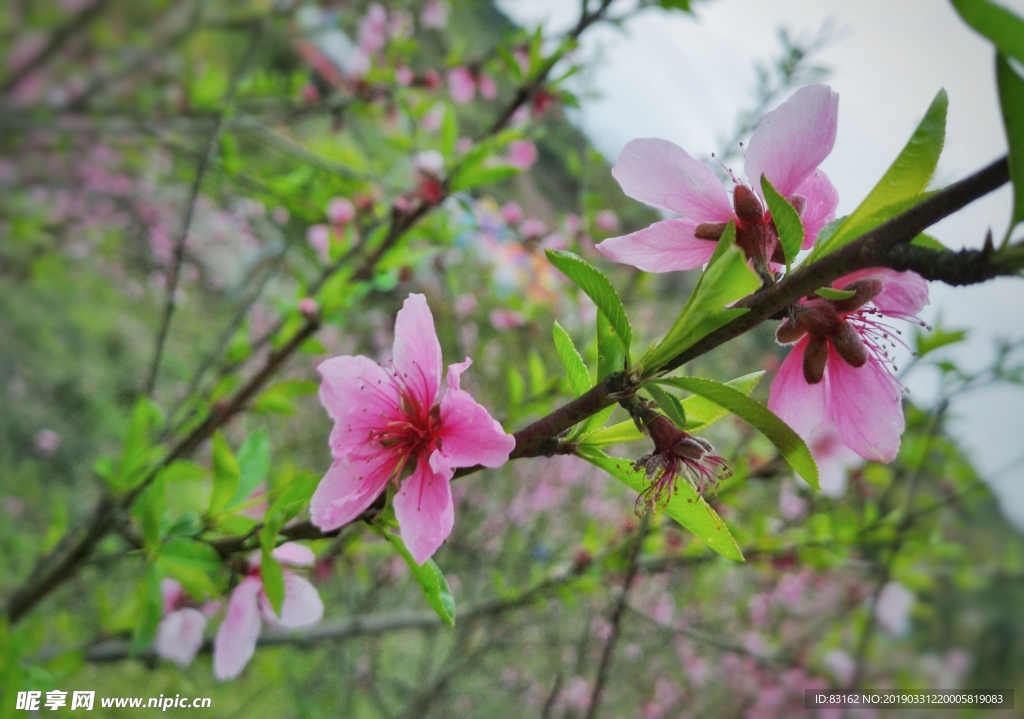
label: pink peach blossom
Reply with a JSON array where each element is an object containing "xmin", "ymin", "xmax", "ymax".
[
  {"xmin": 420, "ymin": 0, "xmax": 450, "ymax": 30},
  {"xmin": 448, "ymin": 67, "xmax": 477, "ymax": 104},
  {"xmin": 326, "ymin": 197, "xmax": 355, "ymax": 225},
  {"xmin": 507, "ymin": 139, "xmax": 538, "ymax": 170},
  {"xmin": 597, "ymin": 84, "xmax": 839, "ymax": 273},
  {"xmin": 448, "ymin": 67, "xmax": 497, "ymax": 104},
  {"xmin": 594, "ymin": 209, "xmax": 619, "ymax": 232},
  {"xmin": 768, "ymin": 268, "xmax": 929, "ymax": 462},
  {"xmin": 154, "ymin": 579, "xmax": 220, "ymax": 668},
  {"xmin": 213, "ymin": 543, "xmax": 323, "ymax": 680},
  {"xmin": 306, "ymin": 224, "xmax": 331, "ymax": 263},
  {"xmin": 500, "ymin": 201, "xmax": 524, "ymax": 225},
  {"xmin": 312, "ymin": 294, "xmax": 515, "ymax": 563}
]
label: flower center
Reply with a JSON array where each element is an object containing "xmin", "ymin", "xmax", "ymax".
[{"xmin": 776, "ymin": 278, "xmax": 917, "ymax": 386}]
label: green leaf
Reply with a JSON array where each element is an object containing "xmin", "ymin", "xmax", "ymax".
[
  {"xmin": 441, "ymin": 103, "xmax": 458, "ymax": 158},
  {"xmin": 253, "ymin": 379, "xmax": 318, "ymax": 415},
  {"xmin": 260, "ymin": 472, "xmax": 319, "ymax": 550},
  {"xmin": 643, "ymin": 223, "xmax": 759, "ymax": 371},
  {"xmin": 136, "ymin": 474, "xmax": 166, "ymax": 554},
  {"xmin": 552, "ymin": 321, "xmax": 591, "ymax": 397},
  {"xmin": 449, "ymin": 163, "xmax": 520, "ymax": 191},
  {"xmin": 814, "ymin": 287, "xmax": 857, "ymax": 300},
  {"xmin": 997, "ymin": 53, "xmax": 1024, "ymax": 233},
  {"xmin": 679, "ymin": 371, "xmax": 764, "ymax": 431},
  {"xmin": 579, "ymin": 372, "xmax": 764, "ymax": 446},
  {"xmin": 809, "ymin": 90, "xmax": 947, "ymax": 260},
  {"xmin": 260, "ymin": 550, "xmax": 286, "ymax": 617},
  {"xmin": 915, "ymin": 325, "xmax": 967, "ymax": 358},
  {"xmin": 952, "ymin": 0, "xmax": 1024, "ymax": 65},
  {"xmin": 911, "ymin": 233, "xmax": 945, "ymax": 250},
  {"xmin": 112, "ymin": 398, "xmax": 163, "ymax": 493},
  {"xmin": 546, "ymin": 249, "xmax": 632, "ymax": 352},
  {"xmin": 760, "ymin": 175, "xmax": 804, "ymax": 269},
  {"xmin": 578, "ymin": 420, "xmax": 644, "ymax": 447},
  {"xmin": 654, "ymin": 376, "xmax": 819, "ymax": 488},
  {"xmin": 229, "ymin": 429, "xmax": 270, "ymax": 507},
  {"xmin": 379, "ymin": 530, "xmax": 455, "ymax": 625},
  {"xmin": 131, "ymin": 565, "xmax": 163, "ymax": 656},
  {"xmin": 157, "ymin": 537, "xmax": 222, "ymax": 599},
  {"xmin": 645, "ymin": 383, "xmax": 687, "ymax": 428},
  {"xmin": 208, "ymin": 431, "xmax": 240, "ymax": 517},
  {"xmin": 159, "ymin": 537, "xmax": 222, "ymax": 571},
  {"xmin": 596, "ymin": 309, "xmax": 626, "ymax": 381},
  {"xmin": 575, "ymin": 446, "xmax": 743, "ymax": 561},
  {"xmin": 657, "ymin": 0, "xmax": 693, "ymax": 11},
  {"xmin": 158, "ymin": 460, "xmax": 208, "ymax": 483}
]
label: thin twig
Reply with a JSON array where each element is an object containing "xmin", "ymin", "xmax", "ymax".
[
  {"xmin": 583, "ymin": 513, "xmax": 650, "ymax": 719},
  {"xmin": 143, "ymin": 24, "xmax": 264, "ymax": 397}
]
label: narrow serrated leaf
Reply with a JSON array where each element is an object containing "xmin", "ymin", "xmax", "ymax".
[
  {"xmin": 260, "ymin": 550, "xmax": 286, "ymax": 617},
  {"xmin": 552, "ymin": 321, "xmax": 591, "ymax": 397},
  {"xmin": 654, "ymin": 376, "xmax": 819, "ymax": 488},
  {"xmin": 546, "ymin": 249, "xmax": 632, "ymax": 352},
  {"xmin": 997, "ymin": 53, "xmax": 1024, "ymax": 232},
  {"xmin": 575, "ymin": 446, "xmax": 743, "ymax": 561},
  {"xmin": 761, "ymin": 175, "xmax": 804, "ymax": 269},
  {"xmin": 379, "ymin": 530, "xmax": 455, "ymax": 625},
  {"xmin": 952, "ymin": 0, "xmax": 1024, "ymax": 65},
  {"xmin": 209, "ymin": 431, "xmax": 240, "ymax": 516},
  {"xmin": 809, "ymin": 90, "xmax": 947, "ymax": 260},
  {"xmin": 645, "ymin": 383, "xmax": 687, "ymax": 428}
]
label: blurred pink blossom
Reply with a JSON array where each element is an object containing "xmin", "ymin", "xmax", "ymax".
[
  {"xmin": 306, "ymin": 224, "xmax": 331, "ymax": 263},
  {"xmin": 420, "ymin": 0, "xmax": 451, "ymax": 30},
  {"xmin": 327, "ymin": 197, "xmax": 355, "ymax": 225},
  {"xmin": 489, "ymin": 308, "xmax": 526, "ymax": 330},
  {"xmin": 214, "ymin": 544, "xmax": 323, "ymax": 680},
  {"xmin": 507, "ymin": 139, "xmax": 538, "ymax": 169},
  {"xmin": 500, "ymin": 201, "xmax": 524, "ymax": 225},
  {"xmin": 875, "ymin": 581, "xmax": 914, "ymax": 637},
  {"xmin": 594, "ymin": 209, "xmax": 619, "ymax": 231},
  {"xmin": 34, "ymin": 429, "xmax": 60, "ymax": 456}
]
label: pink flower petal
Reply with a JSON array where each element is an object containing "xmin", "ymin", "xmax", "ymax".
[
  {"xmin": 611, "ymin": 138, "xmax": 733, "ymax": 221},
  {"xmin": 478, "ymin": 72, "xmax": 497, "ymax": 100},
  {"xmin": 767, "ymin": 337, "xmax": 826, "ymax": 439},
  {"xmin": 154, "ymin": 608, "xmax": 207, "ymax": 668},
  {"xmin": 448, "ymin": 67, "xmax": 476, "ymax": 104},
  {"xmin": 433, "ymin": 359, "xmax": 515, "ymax": 473},
  {"xmin": 595, "ymin": 219, "xmax": 718, "ymax": 272},
  {"xmin": 259, "ymin": 573, "xmax": 324, "ymax": 629},
  {"xmin": 319, "ymin": 355, "xmax": 400, "ymax": 459},
  {"xmin": 391, "ymin": 293, "xmax": 443, "ymax": 408},
  {"xmin": 161, "ymin": 577, "xmax": 185, "ymax": 615},
  {"xmin": 793, "ymin": 169, "xmax": 838, "ymax": 248},
  {"xmin": 825, "ymin": 346, "xmax": 904, "ymax": 462},
  {"xmin": 836, "ymin": 268, "xmax": 930, "ymax": 316},
  {"xmin": 213, "ymin": 577, "xmax": 263, "ymax": 680},
  {"xmin": 745, "ymin": 84, "xmax": 839, "ymax": 198},
  {"xmin": 310, "ymin": 453, "xmax": 395, "ymax": 531},
  {"xmin": 807, "ymin": 422, "xmax": 861, "ymax": 497},
  {"xmin": 392, "ymin": 459, "xmax": 454, "ymax": 564},
  {"xmin": 271, "ymin": 542, "xmax": 315, "ymax": 568}
]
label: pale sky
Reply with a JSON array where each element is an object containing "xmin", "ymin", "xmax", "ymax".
[{"xmin": 498, "ymin": 0, "xmax": 1024, "ymax": 527}]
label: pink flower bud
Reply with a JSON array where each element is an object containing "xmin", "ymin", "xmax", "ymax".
[
  {"xmin": 507, "ymin": 139, "xmax": 537, "ymax": 170},
  {"xmin": 420, "ymin": 0, "xmax": 450, "ymax": 30},
  {"xmin": 306, "ymin": 224, "xmax": 330, "ymax": 263},
  {"xmin": 414, "ymin": 150, "xmax": 444, "ymax": 176},
  {"xmin": 395, "ymin": 66, "xmax": 414, "ymax": 86},
  {"xmin": 500, "ymin": 201, "xmax": 524, "ymax": 225},
  {"xmin": 299, "ymin": 298, "xmax": 319, "ymax": 317},
  {"xmin": 326, "ymin": 197, "xmax": 355, "ymax": 225},
  {"xmin": 594, "ymin": 209, "xmax": 619, "ymax": 231}
]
